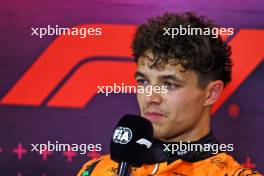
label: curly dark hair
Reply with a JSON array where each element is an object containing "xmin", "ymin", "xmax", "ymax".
[{"xmin": 132, "ymin": 12, "xmax": 232, "ymax": 88}]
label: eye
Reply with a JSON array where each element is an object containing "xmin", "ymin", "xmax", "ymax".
[
  {"xmin": 164, "ymin": 81, "xmax": 179, "ymax": 90},
  {"xmin": 136, "ymin": 78, "xmax": 149, "ymax": 86}
]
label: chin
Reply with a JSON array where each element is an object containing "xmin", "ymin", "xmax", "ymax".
[{"xmin": 153, "ymin": 129, "xmax": 165, "ymax": 140}]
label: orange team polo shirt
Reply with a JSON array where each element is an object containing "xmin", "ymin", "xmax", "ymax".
[
  {"xmin": 78, "ymin": 132, "xmax": 262, "ymax": 176},
  {"xmin": 78, "ymin": 153, "xmax": 262, "ymax": 176}
]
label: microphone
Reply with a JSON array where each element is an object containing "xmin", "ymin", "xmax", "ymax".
[{"xmin": 110, "ymin": 114, "xmax": 154, "ymax": 176}]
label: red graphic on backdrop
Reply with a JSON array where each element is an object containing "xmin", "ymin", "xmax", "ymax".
[
  {"xmin": 63, "ymin": 148, "xmax": 77, "ymax": 162},
  {"xmin": 13, "ymin": 143, "xmax": 27, "ymax": 160},
  {"xmin": 242, "ymin": 156, "xmax": 256, "ymax": 169},
  {"xmin": 0, "ymin": 25, "xmax": 263, "ymax": 112},
  {"xmin": 228, "ymin": 103, "xmax": 240, "ymax": 117},
  {"xmin": 87, "ymin": 150, "xmax": 101, "ymax": 160},
  {"xmin": 39, "ymin": 149, "xmax": 52, "ymax": 161}
]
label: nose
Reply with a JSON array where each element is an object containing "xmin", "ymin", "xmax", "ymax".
[{"xmin": 145, "ymin": 91, "xmax": 162, "ymax": 105}]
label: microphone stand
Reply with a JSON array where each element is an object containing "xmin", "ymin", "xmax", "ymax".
[{"xmin": 118, "ymin": 162, "xmax": 132, "ymax": 176}]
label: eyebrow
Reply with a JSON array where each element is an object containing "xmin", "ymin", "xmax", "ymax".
[
  {"xmin": 134, "ymin": 71, "xmax": 146, "ymax": 79},
  {"xmin": 134, "ymin": 71, "xmax": 185, "ymax": 84},
  {"xmin": 161, "ymin": 75, "xmax": 185, "ymax": 83}
]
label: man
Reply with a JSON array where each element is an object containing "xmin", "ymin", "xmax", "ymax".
[{"xmin": 78, "ymin": 12, "xmax": 262, "ymax": 176}]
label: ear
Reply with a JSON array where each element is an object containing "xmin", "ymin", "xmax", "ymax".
[{"xmin": 204, "ymin": 80, "xmax": 224, "ymax": 106}]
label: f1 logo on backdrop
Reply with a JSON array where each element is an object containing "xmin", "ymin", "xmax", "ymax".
[{"xmin": 0, "ymin": 24, "xmax": 263, "ymax": 111}]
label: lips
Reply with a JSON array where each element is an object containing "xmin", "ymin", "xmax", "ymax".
[{"xmin": 143, "ymin": 111, "xmax": 165, "ymax": 122}]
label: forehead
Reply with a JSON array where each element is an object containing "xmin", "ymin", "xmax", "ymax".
[{"xmin": 136, "ymin": 53, "xmax": 198, "ymax": 82}]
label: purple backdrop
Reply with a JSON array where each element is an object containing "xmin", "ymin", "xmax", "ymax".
[{"xmin": 0, "ymin": 0, "xmax": 263, "ymax": 175}]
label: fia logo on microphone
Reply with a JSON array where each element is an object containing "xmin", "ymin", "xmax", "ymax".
[{"xmin": 112, "ymin": 127, "xmax": 133, "ymax": 144}]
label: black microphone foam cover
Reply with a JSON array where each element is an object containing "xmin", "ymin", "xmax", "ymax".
[{"xmin": 110, "ymin": 114, "xmax": 153, "ymax": 167}]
